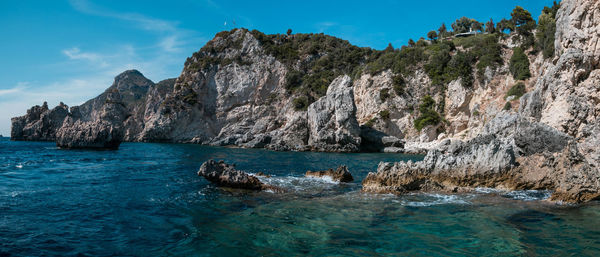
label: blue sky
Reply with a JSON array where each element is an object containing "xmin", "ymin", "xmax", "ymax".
[{"xmin": 0, "ymin": 0, "xmax": 554, "ymax": 135}]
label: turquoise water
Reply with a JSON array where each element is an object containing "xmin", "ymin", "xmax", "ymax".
[{"xmin": 1, "ymin": 138, "xmax": 599, "ymax": 256}]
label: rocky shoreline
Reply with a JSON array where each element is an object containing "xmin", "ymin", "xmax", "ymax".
[{"xmin": 9, "ymin": 0, "xmax": 600, "ymax": 202}]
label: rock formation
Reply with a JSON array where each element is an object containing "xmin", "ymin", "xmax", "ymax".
[
  {"xmin": 9, "ymin": 0, "xmax": 600, "ymax": 200},
  {"xmin": 307, "ymin": 75, "xmax": 361, "ymax": 152},
  {"xmin": 305, "ymin": 165, "xmax": 354, "ymax": 182},
  {"xmin": 197, "ymin": 160, "xmax": 281, "ymax": 191}
]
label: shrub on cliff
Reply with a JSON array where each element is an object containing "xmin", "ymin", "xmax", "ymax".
[
  {"xmin": 293, "ymin": 96, "xmax": 310, "ymax": 111},
  {"xmin": 379, "ymin": 110, "xmax": 390, "ymax": 120},
  {"xmin": 392, "ymin": 75, "xmax": 405, "ymax": 95},
  {"xmin": 506, "ymin": 82, "xmax": 526, "ymax": 99},
  {"xmin": 536, "ymin": 1, "xmax": 560, "ymax": 58},
  {"xmin": 509, "ymin": 47, "xmax": 531, "ymax": 80},
  {"xmin": 414, "ymin": 95, "xmax": 442, "ymax": 131}
]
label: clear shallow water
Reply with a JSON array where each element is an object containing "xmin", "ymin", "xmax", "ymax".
[{"xmin": 1, "ymin": 138, "xmax": 599, "ymax": 256}]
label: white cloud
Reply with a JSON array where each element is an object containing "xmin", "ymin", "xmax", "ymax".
[
  {"xmin": 69, "ymin": 0, "xmax": 178, "ymax": 32},
  {"xmin": 0, "ymin": 0, "xmax": 211, "ymax": 135}
]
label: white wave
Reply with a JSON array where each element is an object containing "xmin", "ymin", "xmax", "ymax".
[
  {"xmin": 503, "ymin": 190, "xmax": 551, "ymax": 201},
  {"xmin": 256, "ymin": 175, "xmax": 342, "ymax": 192},
  {"xmin": 15, "ymin": 164, "xmax": 23, "ymax": 169},
  {"xmin": 474, "ymin": 187, "xmax": 504, "ymax": 194},
  {"xmin": 402, "ymin": 193, "xmax": 471, "ymax": 207}
]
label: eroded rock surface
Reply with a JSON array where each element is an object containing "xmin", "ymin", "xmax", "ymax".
[
  {"xmin": 362, "ymin": 114, "xmax": 600, "ymax": 203},
  {"xmin": 197, "ymin": 160, "xmax": 281, "ymax": 191},
  {"xmin": 305, "ymin": 165, "xmax": 354, "ymax": 182},
  {"xmin": 307, "ymin": 75, "xmax": 361, "ymax": 152}
]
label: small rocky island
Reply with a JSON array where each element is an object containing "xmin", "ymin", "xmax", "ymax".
[{"xmin": 10, "ymin": 0, "xmax": 600, "ymax": 203}]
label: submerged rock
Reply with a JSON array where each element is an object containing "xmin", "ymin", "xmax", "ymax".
[
  {"xmin": 198, "ymin": 160, "xmax": 281, "ymax": 191},
  {"xmin": 305, "ymin": 165, "xmax": 354, "ymax": 182}
]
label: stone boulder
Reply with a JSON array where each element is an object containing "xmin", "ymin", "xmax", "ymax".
[
  {"xmin": 55, "ymin": 118, "xmax": 123, "ymax": 149},
  {"xmin": 305, "ymin": 165, "xmax": 354, "ymax": 182},
  {"xmin": 197, "ymin": 160, "xmax": 281, "ymax": 191},
  {"xmin": 307, "ymin": 75, "xmax": 361, "ymax": 152}
]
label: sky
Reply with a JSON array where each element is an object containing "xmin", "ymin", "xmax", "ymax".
[{"xmin": 0, "ymin": 0, "xmax": 554, "ymax": 136}]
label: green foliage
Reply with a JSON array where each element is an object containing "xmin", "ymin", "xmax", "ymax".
[
  {"xmin": 485, "ymin": 19, "xmax": 495, "ymax": 34},
  {"xmin": 452, "ymin": 17, "xmax": 480, "ymax": 33},
  {"xmin": 503, "ymin": 101, "xmax": 512, "ymax": 110},
  {"xmin": 511, "ymin": 6, "xmax": 536, "ymax": 49},
  {"xmin": 379, "ymin": 110, "xmax": 390, "ymax": 120},
  {"xmin": 536, "ymin": 1, "xmax": 559, "ymax": 58},
  {"xmin": 414, "ymin": 95, "xmax": 442, "ymax": 131},
  {"xmin": 447, "ymin": 51, "xmax": 475, "ymax": 87},
  {"xmin": 506, "ymin": 82, "xmax": 526, "ymax": 99},
  {"xmin": 249, "ymin": 30, "xmax": 373, "ymax": 98},
  {"xmin": 365, "ymin": 117, "xmax": 377, "ymax": 127},
  {"xmin": 424, "ymin": 44, "xmax": 452, "ymax": 86},
  {"xmin": 455, "ymin": 34, "xmax": 503, "ymax": 78},
  {"xmin": 293, "ymin": 96, "xmax": 309, "ymax": 110},
  {"xmin": 287, "ymin": 28, "xmax": 292, "ymax": 35},
  {"xmin": 427, "ymin": 31, "xmax": 438, "ymax": 41},
  {"xmin": 364, "ymin": 45, "xmax": 427, "ymax": 76},
  {"xmin": 509, "ymin": 47, "xmax": 531, "ymax": 80},
  {"xmin": 380, "ymin": 88, "xmax": 390, "ymax": 101},
  {"xmin": 438, "ymin": 23, "xmax": 448, "ymax": 38},
  {"xmin": 392, "ymin": 75, "xmax": 405, "ymax": 95},
  {"xmin": 497, "ymin": 18, "xmax": 515, "ymax": 33}
]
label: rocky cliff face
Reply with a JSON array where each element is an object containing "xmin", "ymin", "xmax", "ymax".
[{"xmin": 363, "ymin": 0, "xmax": 600, "ymax": 202}]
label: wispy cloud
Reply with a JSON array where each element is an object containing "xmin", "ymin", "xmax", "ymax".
[{"xmin": 69, "ymin": 0, "xmax": 178, "ymax": 32}]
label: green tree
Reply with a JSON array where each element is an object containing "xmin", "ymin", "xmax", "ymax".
[
  {"xmin": 414, "ymin": 95, "xmax": 442, "ymax": 131},
  {"xmin": 509, "ymin": 47, "xmax": 531, "ymax": 80},
  {"xmin": 536, "ymin": 1, "xmax": 560, "ymax": 58},
  {"xmin": 427, "ymin": 30, "xmax": 438, "ymax": 41},
  {"xmin": 408, "ymin": 39, "xmax": 416, "ymax": 47},
  {"xmin": 497, "ymin": 18, "xmax": 514, "ymax": 33},
  {"xmin": 471, "ymin": 21, "xmax": 483, "ymax": 32},
  {"xmin": 384, "ymin": 43, "xmax": 394, "ymax": 52},
  {"xmin": 438, "ymin": 23, "xmax": 447, "ymax": 38},
  {"xmin": 452, "ymin": 17, "xmax": 479, "ymax": 33},
  {"xmin": 485, "ymin": 18, "xmax": 495, "ymax": 33},
  {"xmin": 286, "ymin": 28, "xmax": 292, "ymax": 35}
]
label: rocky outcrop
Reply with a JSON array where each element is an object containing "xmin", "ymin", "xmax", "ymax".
[
  {"xmin": 362, "ymin": 114, "xmax": 600, "ymax": 203},
  {"xmin": 307, "ymin": 75, "xmax": 361, "ymax": 152},
  {"xmin": 10, "ymin": 102, "xmax": 69, "ymax": 141},
  {"xmin": 520, "ymin": 0, "xmax": 600, "ymax": 165},
  {"xmin": 359, "ymin": 125, "xmax": 404, "ymax": 152},
  {"xmin": 197, "ymin": 160, "xmax": 281, "ymax": 191},
  {"xmin": 305, "ymin": 165, "xmax": 354, "ymax": 182},
  {"xmin": 55, "ymin": 119, "xmax": 123, "ymax": 149}
]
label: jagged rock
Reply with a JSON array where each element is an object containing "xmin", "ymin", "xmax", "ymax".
[
  {"xmin": 10, "ymin": 102, "xmax": 69, "ymax": 141},
  {"xmin": 55, "ymin": 118, "xmax": 123, "ymax": 149},
  {"xmin": 362, "ymin": 114, "xmax": 600, "ymax": 203},
  {"xmin": 307, "ymin": 75, "xmax": 361, "ymax": 152},
  {"xmin": 305, "ymin": 166, "xmax": 354, "ymax": 182},
  {"xmin": 197, "ymin": 160, "xmax": 281, "ymax": 191},
  {"xmin": 359, "ymin": 125, "xmax": 404, "ymax": 152}
]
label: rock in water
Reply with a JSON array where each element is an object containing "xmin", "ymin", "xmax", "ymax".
[
  {"xmin": 55, "ymin": 119, "xmax": 123, "ymax": 149},
  {"xmin": 198, "ymin": 160, "xmax": 280, "ymax": 191},
  {"xmin": 10, "ymin": 102, "xmax": 69, "ymax": 141},
  {"xmin": 305, "ymin": 165, "xmax": 354, "ymax": 182},
  {"xmin": 362, "ymin": 114, "xmax": 600, "ymax": 203},
  {"xmin": 307, "ymin": 75, "xmax": 361, "ymax": 152}
]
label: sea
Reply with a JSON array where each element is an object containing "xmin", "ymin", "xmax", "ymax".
[{"xmin": 1, "ymin": 137, "xmax": 599, "ymax": 256}]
